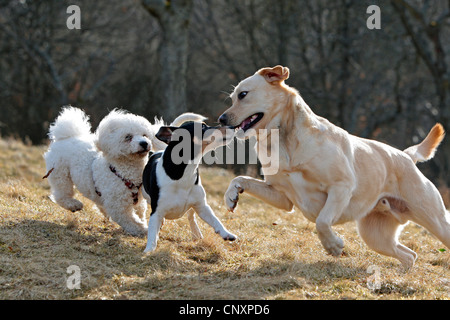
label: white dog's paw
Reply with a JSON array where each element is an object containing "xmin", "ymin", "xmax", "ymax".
[
  {"xmin": 124, "ymin": 225, "xmax": 148, "ymax": 237},
  {"xmin": 224, "ymin": 180, "xmax": 244, "ymax": 212},
  {"xmin": 61, "ymin": 198, "xmax": 83, "ymax": 212}
]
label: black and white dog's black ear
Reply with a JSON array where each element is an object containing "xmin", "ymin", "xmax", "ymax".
[{"xmin": 156, "ymin": 126, "xmax": 178, "ymax": 144}]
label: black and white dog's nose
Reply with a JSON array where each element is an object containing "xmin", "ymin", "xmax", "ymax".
[
  {"xmin": 139, "ymin": 141, "xmax": 149, "ymax": 150},
  {"xmin": 218, "ymin": 113, "xmax": 228, "ymax": 126}
]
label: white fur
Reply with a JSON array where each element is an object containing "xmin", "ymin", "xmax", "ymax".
[{"xmin": 44, "ymin": 106, "xmax": 158, "ymax": 236}]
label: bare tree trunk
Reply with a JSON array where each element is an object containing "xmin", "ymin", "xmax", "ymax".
[
  {"xmin": 391, "ymin": 0, "xmax": 450, "ymax": 184},
  {"xmin": 142, "ymin": 0, "xmax": 193, "ymax": 120}
]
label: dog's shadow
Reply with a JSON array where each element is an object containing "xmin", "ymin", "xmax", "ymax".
[
  {"xmin": 135, "ymin": 255, "xmax": 368, "ymax": 299},
  {"xmin": 1, "ymin": 218, "xmax": 367, "ymax": 299},
  {"xmin": 139, "ymin": 241, "xmax": 368, "ymax": 299},
  {"xmin": 0, "ymin": 218, "xmax": 151, "ymax": 298}
]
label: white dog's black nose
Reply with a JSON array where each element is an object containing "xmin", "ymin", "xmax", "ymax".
[{"xmin": 140, "ymin": 141, "xmax": 149, "ymax": 150}]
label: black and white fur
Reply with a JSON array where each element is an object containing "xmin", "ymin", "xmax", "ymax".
[{"xmin": 142, "ymin": 120, "xmax": 237, "ymax": 252}]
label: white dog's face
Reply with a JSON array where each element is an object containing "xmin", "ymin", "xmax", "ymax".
[{"xmin": 95, "ymin": 110, "xmax": 153, "ymax": 160}]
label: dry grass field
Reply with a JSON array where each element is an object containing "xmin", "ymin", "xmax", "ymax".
[{"xmin": 0, "ymin": 138, "xmax": 449, "ymax": 300}]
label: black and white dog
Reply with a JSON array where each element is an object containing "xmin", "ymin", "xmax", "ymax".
[{"xmin": 142, "ymin": 120, "xmax": 237, "ymax": 252}]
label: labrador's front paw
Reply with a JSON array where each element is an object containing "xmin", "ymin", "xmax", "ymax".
[
  {"xmin": 320, "ymin": 235, "xmax": 344, "ymax": 257},
  {"xmin": 224, "ymin": 180, "xmax": 244, "ymax": 212}
]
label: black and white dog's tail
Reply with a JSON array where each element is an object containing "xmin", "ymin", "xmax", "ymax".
[
  {"xmin": 150, "ymin": 112, "xmax": 207, "ymax": 152},
  {"xmin": 170, "ymin": 112, "xmax": 206, "ymax": 126}
]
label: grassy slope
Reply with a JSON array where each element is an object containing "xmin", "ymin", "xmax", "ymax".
[{"xmin": 0, "ymin": 138, "xmax": 449, "ymax": 300}]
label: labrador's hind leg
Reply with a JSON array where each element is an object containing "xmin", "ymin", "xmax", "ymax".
[
  {"xmin": 408, "ymin": 203, "xmax": 450, "ymax": 250},
  {"xmin": 357, "ymin": 211, "xmax": 417, "ymax": 269},
  {"xmin": 401, "ymin": 177, "xmax": 450, "ymax": 251}
]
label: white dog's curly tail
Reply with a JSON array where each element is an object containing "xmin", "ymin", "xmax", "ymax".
[
  {"xmin": 404, "ymin": 123, "xmax": 445, "ymax": 164},
  {"xmin": 48, "ymin": 106, "xmax": 92, "ymax": 142}
]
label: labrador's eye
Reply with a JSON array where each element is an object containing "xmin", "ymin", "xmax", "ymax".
[
  {"xmin": 125, "ymin": 134, "xmax": 132, "ymax": 142},
  {"xmin": 238, "ymin": 91, "xmax": 248, "ymax": 100}
]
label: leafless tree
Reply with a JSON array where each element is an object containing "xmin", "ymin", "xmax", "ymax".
[
  {"xmin": 391, "ymin": 0, "xmax": 450, "ymax": 183},
  {"xmin": 141, "ymin": 0, "xmax": 194, "ymax": 120},
  {"xmin": 0, "ymin": 0, "xmax": 448, "ymax": 185}
]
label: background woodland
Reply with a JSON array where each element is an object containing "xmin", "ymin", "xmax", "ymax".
[{"xmin": 0, "ymin": 0, "xmax": 449, "ymax": 183}]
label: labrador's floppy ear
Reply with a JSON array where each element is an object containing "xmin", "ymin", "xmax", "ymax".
[
  {"xmin": 156, "ymin": 126, "xmax": 177, "ymax": 144},
  {"xmin": 257, "ymin": 65, "xmax": 290, "ymax": 84}
]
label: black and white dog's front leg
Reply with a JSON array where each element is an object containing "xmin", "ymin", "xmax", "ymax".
[
  {"xmin": 144, "ymin": 211, "xmax": 165, "ymax": 252},
  {"xmin": 193, "ymin": 203, "xmax": 237, "ymax": 241}
]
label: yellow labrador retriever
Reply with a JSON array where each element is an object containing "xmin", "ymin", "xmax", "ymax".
[{"xmin": 218, "ymin": 65, "xmax": 450, "ymax": 268}]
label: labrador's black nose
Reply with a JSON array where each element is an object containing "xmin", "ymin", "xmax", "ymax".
[
  {"xmin": 218, "ymin": 113, "xmax": 228, "ymax": 126},
  {"xmin": 139, "ymin": 141, "xmax": 149, "ymax": 150}
]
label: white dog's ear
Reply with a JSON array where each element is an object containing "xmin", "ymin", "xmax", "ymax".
[
  {"xmin": 156, "ymin": 126, "xmax": 177, "ymax": 144},
  {"xmin": 257, "ymin": 65, "xmax": 290, "ymax": 84},
  {"xmin": 94, "ymin": 136, "xmax": 102, "ymax": 151}
]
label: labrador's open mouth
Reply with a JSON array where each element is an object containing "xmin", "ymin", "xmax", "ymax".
[{"xmin": 234, "ymin": 113, "xmax": 263, "ymax": 132}]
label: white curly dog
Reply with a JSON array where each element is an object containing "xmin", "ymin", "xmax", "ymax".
[{"xmin": 44, "ymin": 106, "xmax": 202, "ymax": 236}]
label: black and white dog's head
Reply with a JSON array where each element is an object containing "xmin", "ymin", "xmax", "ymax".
[{"xmin": 156, "ymin": 121, "xmax": 235, "ymax": 164}]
